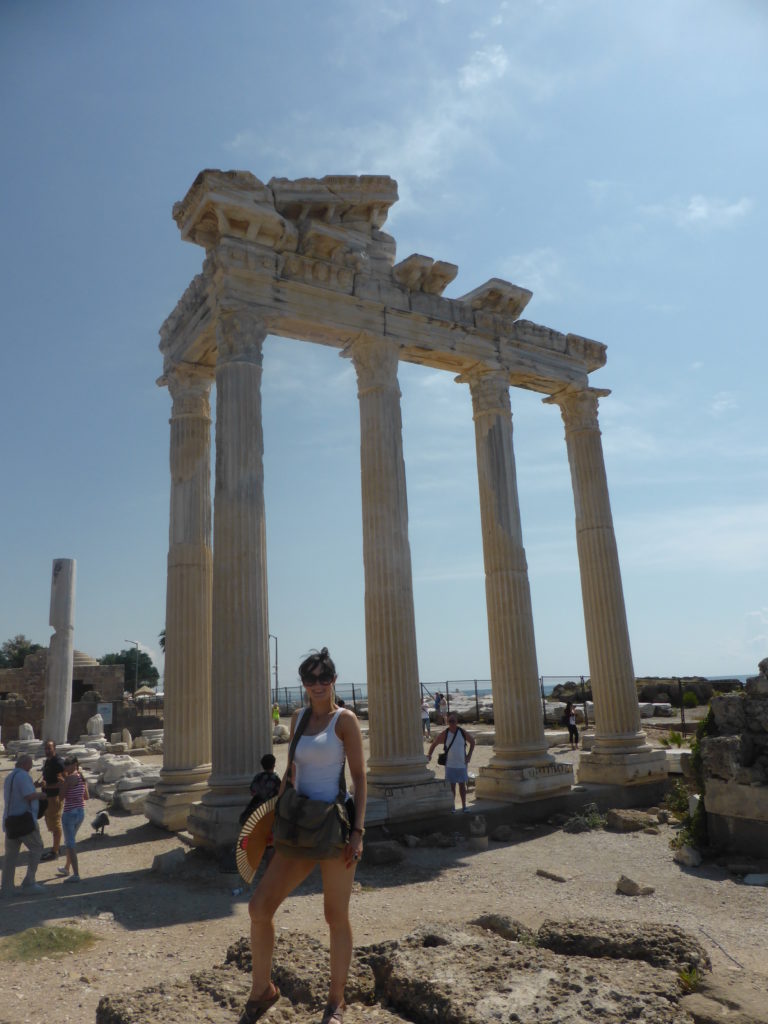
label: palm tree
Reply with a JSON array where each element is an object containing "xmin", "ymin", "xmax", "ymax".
[{"xmin": 158, "ymin": 627, "xmax": 165, "ymax": 654}]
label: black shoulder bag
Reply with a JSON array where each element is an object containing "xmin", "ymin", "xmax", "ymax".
[
  {"xmin": 438, "ymin": 727, "xmax": 464, "ymax": 766},
  {"xmin": 4, "ymin": 771, "xmax": 36, "ymax": 839}
]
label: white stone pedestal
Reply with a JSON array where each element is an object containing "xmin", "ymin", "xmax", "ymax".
[
  {"xmin": 577, "ymin": 747, "xmax": 667, "ymax": 786},
  {"xmin": 476, "ymin": 762, "xmax": 574, "ymax": 802}
]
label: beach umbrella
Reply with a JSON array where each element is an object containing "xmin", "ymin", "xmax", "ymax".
[{"xmin": 236, "ymin": 796, "xmax": 277, "ymax": 884}]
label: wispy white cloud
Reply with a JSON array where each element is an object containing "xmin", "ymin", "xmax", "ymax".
[
  {"xmin": 500, "ymin": 246, "xmax": 564, "ymax": 302},
  {"xmin": 617, "ymin": 502, "xmax": 768, "ymax": 573},
  {"xmin": 640, "ymin": 194, "xmax": 754, "ymax": 230},
  {"xmin": 709, "ymin": 391, "xmax": 738, "ymax": 416},
  {"xmin": 459, "ymin": 45, "xmax": 509, "ymax": 90}
]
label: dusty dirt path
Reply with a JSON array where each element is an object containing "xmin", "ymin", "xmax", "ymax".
[{"xmin": 1, "ymin": 738, "xmax": 767, "ymax": 1024}]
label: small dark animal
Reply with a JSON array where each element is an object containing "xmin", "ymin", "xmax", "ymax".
[{"xmin": 91, "ymin": 811, "xmax": 110, "ymax": 837}]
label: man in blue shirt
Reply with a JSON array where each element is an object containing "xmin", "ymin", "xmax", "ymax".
[{"xmin": 2, "ymin": 753, "xmax": 45, "ymax": 895}]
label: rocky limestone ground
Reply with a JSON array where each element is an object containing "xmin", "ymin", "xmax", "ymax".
[{"xmin": 1, "ymin": 742, "xmax": 767, "ymax": 1024}]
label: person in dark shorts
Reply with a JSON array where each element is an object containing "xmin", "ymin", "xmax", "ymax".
[{"xmin": 40, "ymin": 739, "xmax": 65, "ymax": 861}]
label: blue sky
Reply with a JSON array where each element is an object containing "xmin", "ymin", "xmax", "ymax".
[{"xmin": 1, "ymin": 0, "xmax": 767, "ymax": 689}]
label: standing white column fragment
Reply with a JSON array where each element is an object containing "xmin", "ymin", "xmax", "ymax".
[
  {"xmin": 545, "ymin": 386, "xmax": 666, "ymax": 784},
  {"xmin": 146, "ymin": 366, "xmax": 213, "ymax": 831},
  {"xmin": 461, "ymin": 371, "xmax": 572, "ymax": 799},
  {"xmin": 188, "ymin": 307, "xmax": 272, "ymax": 847},
  {"xmin": 345, "ymin": 335, "xmax": 452, "ymax": 817},
  {"xmin": 42, "ymin": 559, "xmax": 76, "ymax": 745}
]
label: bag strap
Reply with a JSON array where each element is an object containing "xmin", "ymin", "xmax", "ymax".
[{"xmin": 286, "ymin": 706, "xmax": 347, "ymax": 799}]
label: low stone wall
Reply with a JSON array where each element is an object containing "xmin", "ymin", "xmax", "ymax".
[{"xmin": 701, "ymin": 659, "xmax": 768, "ymax": 856}]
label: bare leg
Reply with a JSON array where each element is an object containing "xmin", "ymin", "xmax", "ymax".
[
  {"xmin": 247, "ymin": 852, "xmax": 315, "ymax": 1000},
  {"xmin": 458, "ymin": 782, "xmax": 467, "ymax": 810},
  {"xmin": 449, "ymin": 781, "xmax": 457, "ymax": 806},
  {"xmin": 320, "ymin": 854, "xmax": 358, "ymax": 1008}
]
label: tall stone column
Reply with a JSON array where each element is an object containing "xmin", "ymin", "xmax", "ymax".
[
  {"xmin": 545, "ymin": 386, "xmax": 666, "ymax": 784},
  {"xmin": 42, "ymin": 559, "xmax": 76, "ymax": 745},
  {"xmin": 146, "ymin": 365, "xmax": 214, "ymax": 831},
  {"xmin": 460, "ymin": 370, "xmax": 572, "ymax": 800},
  {"xmin": 187, "ymin": 307, "xmax": 272, "ymax": 847},
  {"xmin": 344, "ymin": 335, "xmax": 452, "ymax": 819}
]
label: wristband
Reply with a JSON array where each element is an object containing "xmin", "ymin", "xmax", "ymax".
[{"xmin": 351, "ymin": 827, "xmax": 365, "ymax": 836}]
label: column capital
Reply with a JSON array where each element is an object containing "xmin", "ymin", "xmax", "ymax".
[
  {"xmin": 216, "ymin": 306, "xmax": 267, "ymax": 366},
  {"xmin": 341, "ymin": 334, "xmax": 400, "ymax": 397},
  {"xmin": 544, "ymin": 385, "xmax": 611, "ymax": 431},
  {"xmin": 165, "ymin": 364, "xmax": 214, "ymax": 419},
  {"xmin": 456, "ymin": 367, "xmax": 512, "ymax": 419}
]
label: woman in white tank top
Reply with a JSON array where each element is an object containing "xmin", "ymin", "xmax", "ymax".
[{"xmin": 241, "ymin": 647, "xmax": 366, "ymax": 1024}]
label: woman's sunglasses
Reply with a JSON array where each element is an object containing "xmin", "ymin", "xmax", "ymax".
[{"xmin": 302, "ymin": 673, "xmax": 334, "ymax": 687}]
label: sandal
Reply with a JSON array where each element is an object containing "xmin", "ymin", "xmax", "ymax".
[
  {"xmin": 237, "ymin": 984, "xmax": 280, "ymax": 1023},
  {"xmin": 320, "ymin": 1003, "xmax": 345, "ymax": 1024}
]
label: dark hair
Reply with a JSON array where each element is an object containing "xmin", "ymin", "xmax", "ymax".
[
  {"xmin": 260, "ymin": 753, "xmax": 276, "ymax": 771},
  {"xmin": 298, "ymin": 647, "xmax": 336, "ymax": 683},
  {"xmin": 64, "ymin": 755, "xmax": 79, "ymax": 767}
]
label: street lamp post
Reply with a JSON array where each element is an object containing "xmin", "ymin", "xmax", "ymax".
[
  {"xmin": 124, "ymin": 639, "xmax": 140, "ymax": 695},
  {"xmin": 268, "ymin": 633, "xmax": 278, "ymax": 704}
]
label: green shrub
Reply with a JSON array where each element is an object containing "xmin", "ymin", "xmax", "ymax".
[
  {"xmin": 682, "ymin": 691, "xmax": 698, "ymax": 709},
  {"xmin": 678, "ymin": 966, "xmax": 703, "ymax": 993},
  {"xmin": 665, "ymin": 780, "xmax": 690, "ymax": 818}
]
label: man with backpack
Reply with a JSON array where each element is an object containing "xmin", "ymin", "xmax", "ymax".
[{"xmin": 427, "ymin": 713, "xmax": 476, "ymax": 811}]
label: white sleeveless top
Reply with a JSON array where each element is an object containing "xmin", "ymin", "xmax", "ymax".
[{"xmin": 294, "ymin": 708, "xmax": 346, "ymax": 802}]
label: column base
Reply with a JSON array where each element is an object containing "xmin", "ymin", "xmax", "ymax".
[
  {"xmin": 144, "ymin": 765, "xmax": 212, "ymax": 832},
  {"xmin": 366, "ymin": 778, "xmax": 455, "ymax": 824},
  {"xmin": 577, "ymin": 747, "xmax": 668, "ymax": 785},
  {"xmin": 186, "ymin": 797, "xmax": 245, "ymax": 849},
  {"xmin": 475, "ymin": 762, "xmax": 574, "ymax": 802}
]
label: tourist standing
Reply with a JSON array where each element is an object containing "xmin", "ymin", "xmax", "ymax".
[
  {"xmin": 564, "ymin": 701, "xmax": 579, "ymax": 749},
  {"xmin": 271, "ymin": 703, "xmax": 280, "ymax": 728},
  {"xmin": 240, "ymin": 647, "xmax": 366, "ymax": 1024},
  {"xmin": 427, "ymin": 714, "xmax": 476, "ymax": 811},
  {"xmin": 421, "ymin": 699, "xmax": 431, "ymax": 739},
  {"xmin": 39, "ymin": 738, "xmax": 65, "ymax": 862},
  {"xmin": 57, "ymin": 756, "xmax": 88, "ymax": 883},
  {"xmin": 1, "ymin": 754, "xmax": 45, "ymax": 895}
]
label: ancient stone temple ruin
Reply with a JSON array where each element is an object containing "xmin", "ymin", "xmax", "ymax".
[{"xmin": 149, "ymin": 171, "xmax": 665, "ymax": 845}]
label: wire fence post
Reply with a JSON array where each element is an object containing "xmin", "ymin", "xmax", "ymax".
[
  {"xmin": 445, "ymin": 684, "xmax": 450, "ymax": 717},
  {"xmin": 677, "ymin": 677, "xmax": 686, "ymax": 737},
  {"xmin": 580, "ymin": 676, "xmax": 588, "ymax": 726},
  {"xmin": 474, "ymin": 679, "xmax": 480, "ymax": 721},
  {"xmin": 540, "ymin": 676, "xmax": 547, "ymax": 726},
  {"xmin": 352, "ymin": 683, "xmax": 358, "ymax": 714}
]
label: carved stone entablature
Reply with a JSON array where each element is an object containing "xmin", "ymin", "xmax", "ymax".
[
  {"xmin": 160, "ymin": 274, "xmax": 210, "ymax": 352},
  {"xmin": 458, "ymin": 279, "xmax": 533, "ymax": 320},
  {"xmin": 393, "ymin": 254, "xmax": 459, "ymax": 295},
  {"xmin": 269, "ymin": 175, "xmax": 398, "ymax": 230},
  {"xmin": 173, "ymin": 170, "xmax": 298, "ymax": 252},
  {"xmin": 160, "ymin": 170, "xmax": 611, "ymax": 396}
]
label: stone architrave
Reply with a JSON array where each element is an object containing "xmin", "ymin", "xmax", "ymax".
[
  {"xmin": 344, "ymin": 334, "xmax": 453, "ymax": 817},
  {"xmin": 146, "ymin": 365, "xmax": 214, "ymax": 831},
  {"xmin": 42, "ymin": 559, "xmax": 76, "ymax": 745},
  {"xmin": 461, "ymin": 370, "xmax": 572, "ymax": 800},
  {"xmin": 187, "ymin": 305, "xmax": 272, "ymax": 848},
  {"xmin": 545, "ymin": 386, "xmax": 666, "ymax": 784}
]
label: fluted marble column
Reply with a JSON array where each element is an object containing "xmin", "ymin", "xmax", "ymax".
[
  {"xmin": 187, "ymin": 307, "xmax": 272, "ymax": 847},
  {"xmin": 43, "ymin": 559, "xmax": 76, "ymax": 745},
  {"xmin": 546, "ymin": 386, "xmax": 666, "ymax": 784},
  {"xmin": 146, "ymin": 366, "xmax": 213, "ymax": 831},
  {"xmin": 344, "ymin": 335, "xmax": 452, "ymax": 816},
  {"xmin": 461, "ymin": 370, "xmax": 572, "ymax": 800}
]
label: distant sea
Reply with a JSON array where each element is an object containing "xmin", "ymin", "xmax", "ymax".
[{"xmin": 317, "ymin": 673, "xmax": 752, "ymax": 706}]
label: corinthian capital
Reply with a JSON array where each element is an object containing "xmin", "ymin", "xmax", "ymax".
[
  {"xmin": 341, "ymin": 334, "xmax": 400, "ymax": 397},
  {"xmin": 216, "ymin": 307, "xmax": 267, "ymax": 366},
  {"xmin": 167, "ymin": 364, "xmax": 214, "ymax": 419},
  {"xmin": 456, "ymin": 367, "xmax": 512, "ymax": 420},
  {"xmin": 544, "ymin": 386, "xmax": 611, "ymax": 432}
]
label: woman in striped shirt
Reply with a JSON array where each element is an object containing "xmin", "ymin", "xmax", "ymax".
[{"xmin": 57, "ymin": 756, "xmax": 89, "ymax": 883}]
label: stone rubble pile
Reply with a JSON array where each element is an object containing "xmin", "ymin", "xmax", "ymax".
[{"xmin": 95, "ymin": 916, "xmax": 749, "ymax": 1024}]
